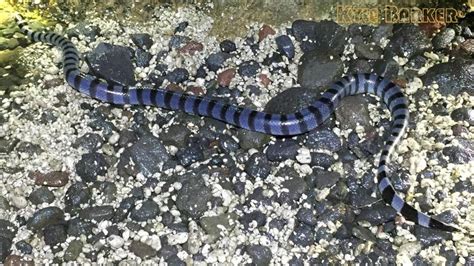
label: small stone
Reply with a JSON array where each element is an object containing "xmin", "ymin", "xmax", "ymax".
[
  {"xmin": 0, "ymin": 220, "xmax": 17, "ymax": 240},
  {"xmin": 65, "ymin": 182, "xmax": 91, "ymax": 210},
  {"xmin": 236, "ymin": 130, "xmax": 270, "ymax": 150},
  {"xmin": 73, "ymin": 133, "xmax": 104, "ymax": 151},
  {"xmin": 176, "ymin": 177, "xmax": 213, "ymax": 219},
  {"xmin": 31, "ymin": 171, "xmax": 69, "ymax": 187},
  {"xmin": 306, "ymin": 129, "xmax": 342, "ymax": 152},
  {"xmin": 174, "ymin": 21, "xmax": 189, "ymax": 33},
  {"xmin": 0, "ymin": 237, "xmax": 11, "ymax": 262},
  {"xmin": 220, "ymin": 39, "xmax": 237, "ymax": 53},
  {"xmin": 245, "ymin": 152, "xmax": 271, "ymax": 179},
  {"xmin": 27, "ymin": 207, "xmax": 65, "ymax": 231},
  {"xmin": 258, "ymin": 74, "xmax": 271, "ymax": 87},
  {"xmin": 169, "ymin": 35, "xmax": 191, "ymax": 49},
  {"xmin": 415, "ymin": 225, "xmax": 451, "ymax": 247},
  {"xmin": 298, "ymin": 50, "xmax": 344, "ymax": 90},
  {"xmin": 290, "ymin": 223, "xmax": 314, "ymax": 247},
  {"xmin": 200, "ymin": 213, "xmax": 238, "ymax": 242},
  {"xmin": 86, "ymin": 42, "xmax": 136, "ymax": 86},
  {"xmin": 206, "ymin": 52, "xmax": 231, "ymax": 72},
  {"xmin": 166, "ymin": 68, "xmax": 189, "ymax": 83},
  {"xmin": 79, "ymin": 205, "xmax": 115, "ymax": 222},
  {"xmin": 258, "ymin": 24, "xmax": 276, "ymax": 42},
  {"xmin": 265, "ymin": 139, "xmax": 299, "ymax": 161},
  {"xmin": 442, "ymin": 138, "xmax": 473, "ymax": 164},
  {"xmin": 461, "ymin": 39, "xmax": 474, "ymax": 54},
  {"xmin": 275, "ymin": 35, "xmax": 295, "ymax": 59},
  {"xmin": 15, "ymin": 241, "xmax": 33, "ymax": 255},
  {"xmin": 238, "ymin": 60, "xmax": 260, "ymax": 77},
  {"xmin": 131, "ymin": 33, "xmax": 153, "ymax": 50},
  {"xmin": 422, "ymin": 59, "xmax": 473, "ymax": 95},
  {"xmin": 75, "ymin": 152, "xmax": 108, "ymax": 183},
  {"xmin": 130, "ymin": 200, "xmax": 160, "ymax": 221},
  {"xmin": 384, "ymin": 24, "xmax": 432, "ymax": 59},
  {"xmin": 29, "ymin": 187, "xmax": 55, "ymax": 205},
  {"xmin": 245, "ymin": 244, "xmax": 272, "ymax": 265},
  {"xmin": 310, "ymin": 152, "xmax": 335, "ymax": 169},
  {"xmin": 296, "ymin": 208, "xmax": 317, "ymax": 226},
  {"xmin": 43, "ymin": 224, "xmax": 67, "ymax": 246},
  {"xmin": 67, "ymin": 218, "xmax": 94, "ymax": 237},
  {"xmin": 178, "ymin": 41, "xmax": 204, "ymax": 55},
  {"xmin": 129, "ymin": 241, "xmax": 157, "ymax": 259},
  {"xmin": 306, "ymin": 170, "xmax": 340, "ymax": 189},
  {"xmin": 176, "ymin": 143, "xmax": 204, "ymax": 167},
  {"xmin": 356, "ymin": 203, "xmax": 397, "ymax": 225},
  {"xmin": 217, "ymin": 68, "xmax": 236, "ymax": 87},
  {"xmin": 239, "ymin": 211, "xmax": 267, "ymax": 229},
  {"xmin": 64, "ymin": 240, "xmax": 83, "ymax": 262}
]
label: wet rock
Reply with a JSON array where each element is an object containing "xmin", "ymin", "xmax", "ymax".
[
  {"xmin": 176, "ymin": 142, "xmax": 204, "ymax": 167},
  {"xmin": 306, "ymin": 129, "xmax": 342, "ymax": 152},
  {"xmin": 245, "ymin": 152, "xmax": 271, "ymax": 179},
  {"xmin": 384, "ymin": 24, "xmax": 432, "ymax": 59},
  {"xmin": 0, "ymin": 237, "xmax": 12, "ymax": 262},
  {"xmin": 258, "ymin": 24, "xmax": 276, "ymax": 42},
  {"xmin": 265, "ymin": 139, "xmax": 299, "ymax": 161},
  {"xmin": 374, "ymin": 58, "xmax": 400, "ymax": 80},
  {"xmin": 206, "ymin": 52, "xmax": 231, "ymax": 72},
  {"xmin": 176, "ymin": 178, "xmax": 213, "ymax": 219},
  {"xmin": 135, "ymin": 49, "xmax": 152, "ymax": 67},
  {"xmin": 356, "ymin": 203, "xmax": 397, "ymax": 225},
  {"xmin": 43, "ymin": 224, "xmax": 67, "ymax": 246},
  {"xmin": 29, "ymin": 187, "xmax": 55, "ymax": 205},
  {"xmin": 245, "ymin": 244, "xmax": 272, "ymax": 266},
  {"xmin": 0, "ymin": 220, "xmax": 16, "ymax": 240},
  {"xmin": 73, "ymin": 133, "xmax": 104, "ymax": 151},
  {"xmin": 131, "ymin": 33, "xmax": 153, "ymax": 50},
  {"xmin": 217, "ymin": 68, "xmax": 236, "ymax": 87},
  {"xmin": 200, "ymin": 213, "xmax": 238, "ymax": 242},
  {"xmin": 65, "ymin": 182, "xmax": 91, "ymax": 210},
  {"xmin": 27, "ymin": 207, "xmax": 65, "ymax": 231},
  {"xmin": 310, "ymin": 153, "xmax": 335, "ymax": 169},
  {"xmin": 32, "ymin": 171, "xmax": 69, "ymax": 187},
  {"xmin": 75, "ymin": 152, "xmax": 108, "ymax": 182},
  {"xmin": 67, "ymin": 218, "xmax": 94, "ymax": 237},
  {"xmin": 166, "ymin": 68, "xmax": 189, "ymax": 83},
  {"xmin": 432, "ymin": 28, "xmax": 455, "ymax": 50},
  {"xmin": 442, "ymin": 138, "xmax": 473, "ymax": 164},
  {"xmin": 120, "ymin": 133, "xmax": 170, "ymax": 177},
  {"xmin": 296, "ymin": 208, "xmax": 317, "ymax": 226},
  {"xmin": 64, "ymin": 240, "xmax": 83, "ymax": 262},
  {"xmin": 129, "ymin": 241, "xmax": 156, "ymax": 259},
  {"xmin": 236, "ymin": 129, "xmax": 270, "ymax": 150},
  {"xmin": 415, "ymin": 226, "xmax": 452, "ymax": 247},
  {"xmin": 307, "ymin": 170, "xmax": 340, "ymax": 189},
  {"xmin": 130, "ymin": 200, "xmax": 160, "ymax": 221},
  {"xmin": 79, "ymin": 206, "xmax": 115, "ymax": 222},
  {"xmin": 275, "ymin": 35, "xmax": 295, "ymax": 59},
  {"xmin": 298, "ymin": 50, "xmax": 344, "ymax": 90},
  {"xmin": 422, "ymin": 59, "xmax": 473, "ymax": 95},
  {"xmin": 291, "ymin": 20, "xmax": 347, "ymax": 54},
  {"xmin": 220, "ymin": 40, "xmax": 237, "ymax": 53},
  {"xmin": 290, "ymin": 223, "xmax": 314, "ymax": 247},
  {"xmin": 451, "ymin": 107, "xmax": 474, "ymax": 125},
  {"xmin": 15, "ymin": 241, "xmax": 32, "ymax": 255},
  {"xmin": 239, "ymin": 211, "xmax": 267, "ymax": 229},
  {"xmin": 335, "ymin": 95, "xmax": 372, "ymax": 130},
  {"xmin": 265, "ymin": 87, "xmax": 321, "ymax": 114},
  {"xmin": 238, "ymin": 60, "xmax": 260, "ymax": 77},
  {"xmin": 159, "ymin": 124, "xmax": 191, "ymax": 148},
  {"xmin": 86, "ymin": 43, "xmax": 135, "ymax": 86},
  {"xmin": 354, "ymin": 43, "xmax": 383, "ymax": 60},
  {"xmin": 67, "ymin": 22, "xmax": 100, "ymax": 41},
  {"xmin": 280, "ymin": 177, "xmax": 308, "ymax": 204}
]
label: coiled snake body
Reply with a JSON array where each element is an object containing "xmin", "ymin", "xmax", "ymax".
[{"xmin": 15, "ymin": 15, "xmax": 457, "ymax": 231}]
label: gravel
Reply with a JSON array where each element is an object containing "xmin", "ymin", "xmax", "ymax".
[{"xmin": 3, "ymin": 5, "xmax": 472, "ymax": 265}]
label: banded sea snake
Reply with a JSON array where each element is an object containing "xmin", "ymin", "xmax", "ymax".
[{"xmin": 14, "ymin": 14, "xmax": 457, "ymax": 232}]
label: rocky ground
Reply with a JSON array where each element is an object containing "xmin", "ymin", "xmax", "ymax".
[{"xmin": 0, "ymin": 5, "xmax": 473, "ymax": 265}]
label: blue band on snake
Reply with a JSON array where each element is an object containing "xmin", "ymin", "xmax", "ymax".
[{"xmin": 14, "ymin": 14, "xmax": 458, "ymax": 232}]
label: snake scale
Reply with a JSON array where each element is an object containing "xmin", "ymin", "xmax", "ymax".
[{"xmin": 15, "ymin": 14, "xmax": 457, "ymax": 232}]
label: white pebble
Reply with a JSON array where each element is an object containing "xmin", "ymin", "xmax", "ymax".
[
  {"xmin": 108, "ymin": 235, "xmax": 124, "ymax": 249},
  {"xmin": 296, "ymin": 147, "xmax": 311, "ymax": 164}
]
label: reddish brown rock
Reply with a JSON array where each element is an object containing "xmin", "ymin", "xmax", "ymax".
[
  {"xmin": 258, "ymin": 24, "xmax": 276, "ymax": 42},
  {"xmin": 258, "ymin": 74, "xmax": 271, "ymax": 87},
  {"xmin": 179, "ymin": 41, "xmax": 204, "ymax": 55},
  {"xmin": 393, "ymin": 79, "xmax": 407, "ymax": 88},
  {"xmin": 31, "ymin": 171, "xmax": 69, "ymax": 187},
  {"xmin": 187, "ymin": 86, "xmax": 205, "ymax": 96},
  {"xmin": 166, "ymin": 83, "xmax": 183, "ymax": 92},
  {"xmin": 4, "ymin": 255, "xmax": 35, "ymax": 266},
  {"xmin": 217, "ymin": 68, "xmax": 236, "ymax": 86}
]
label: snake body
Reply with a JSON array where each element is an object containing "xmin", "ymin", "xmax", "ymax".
[{"xmin": 15, "ymin": 15, "xmax": 457, "ymax": 231}]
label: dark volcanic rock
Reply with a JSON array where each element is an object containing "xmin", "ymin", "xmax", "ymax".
[
  {"xmin": 384, "ymin": 24, "xmax": 432, "ymax": 59},
  {"xmin": 86, "ymin": 42, "xmax": 136, "ymax": 86},
  {"xmin": 422, "ymin": 59, "xmax": 473, "ymax": 96},
  {"xmin": 298, "ymin": 50, "xmax": 344, "ymax": 90},
  {"xmin": 131, "ymin": 33, "xmax": 153, "ymax": 50},
  {"xmin": 27, "ymin": 207, "xmax": 65, "ymax": 231},
  {"xmin": 245, "ymin": 244, "xmax": 272, "ymax": 265},
  {"xmin": 75, "ymin": 152, "xmax": 108, "ymax": 182},
  {"xmin": 291, "ymin": 20, "xmax": 348, "ymax": 54},
  {"xmin": 176, "ymin": 177, "xmax": 213, "ymax": 219},
  {"xmin": 265, "ymin": 87, "xmax": 321, "ymax": 114}
]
